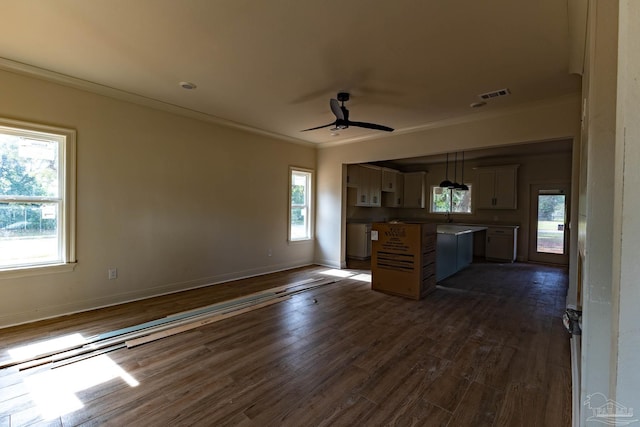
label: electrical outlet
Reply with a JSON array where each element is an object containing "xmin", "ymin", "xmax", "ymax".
[
  {"xmin": 108, "ymin": 268, "xmax": 118, "ymax": 280},
  {"xmin": 268, "ymin": 249, "xmax": 272, "ymax": 257}
]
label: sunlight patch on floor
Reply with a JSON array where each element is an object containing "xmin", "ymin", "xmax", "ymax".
[
  {"xmin": 350, "ymin": 273, "xmax": 371, "ymax": 283},
  {"xmin": 318, "ymin": 269, "xmax": 354, "ymax": 278},
  {"xmin": 8, "ymin": 333, "xmax": 87, "ymax": 362},
  {"xmin": 24, "ymin": 354, "xmax": 139, "ymax": 420}
]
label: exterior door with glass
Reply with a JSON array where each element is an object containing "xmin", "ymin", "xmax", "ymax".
[{"xmin": 528, "ymin": 184, "xmax": 570, "ymax": 265}]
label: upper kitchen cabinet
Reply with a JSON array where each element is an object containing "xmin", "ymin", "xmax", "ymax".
[
  {"xmin": 382, "ymin": 172, "xmax": 404, "ymax": 207},
  {"xmin": 475, "ymin": 165, "xmax": 519, "ymax": 209},
  {"xmin": 403, "ymin": 172, "xmax": 426, "ymax": 208},
  {"xmin": 347, "ymin": 164, "xmax": 382, "ymax": 207},
  {"xmin": 381, "ymin": 168, "xmax": 399, "ymax": 192}
]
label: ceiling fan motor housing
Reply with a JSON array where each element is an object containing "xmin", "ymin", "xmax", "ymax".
[{"xmin": 337, "ymin": 92, "xmax": 350, "ymax": 103}]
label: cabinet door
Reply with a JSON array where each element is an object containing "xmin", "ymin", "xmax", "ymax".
[
  {"xmin": 355, "ymin": 166, "xmax": 370, "ymax": 206},
  {"xmin": 381, "ymin": 170, "xmax": 397, "ymax": 192},
  {"xmin": 486, "ymin": 227, "xmax": 516, "ymax": 261},
  {"xmin": 403, "ymin": 172, "xmax": 425, "ymax": 208},
  {"xmin": 368, "ymin": 167, "xmax": 382, "ymax": 207},
  {"xmin": 346, "ymin": 165, "xmax": 360, "ymax": 188},
  {"xmin": 475, "ymin": 166, "xmax": 518, "ymax": 210},
  {"xmin": 494, "ymin": 167, "xmax": 517, "ymax": 209},
  {"xmin": 476, "ymin": 170, "xmax": 496, "ymax": 209},
  {"xmin": 382, "ymin": 173, "xmax": 404, "ymax": 207}
]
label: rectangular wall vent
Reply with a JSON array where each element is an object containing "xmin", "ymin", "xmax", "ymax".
[{"xmin": 478, "ymin": 88, "xmax": 511, "ymax": 100}]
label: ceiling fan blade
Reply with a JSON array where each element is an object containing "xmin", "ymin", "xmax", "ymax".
[
  {"xmin": 348, "ymin": 121, "xmax": 394, "ymax": 132},
  {"xmin": 301, "ymin": 122, "xmax": 335, "ymax": 132},
  {"xmin": 330, "ymin": 99, "xmax": 344, "ymax": 120}
]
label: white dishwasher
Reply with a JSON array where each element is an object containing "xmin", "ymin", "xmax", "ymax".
[{"xmin": 347, "ymin": 223, "xmax": 372, "ymax": 259}]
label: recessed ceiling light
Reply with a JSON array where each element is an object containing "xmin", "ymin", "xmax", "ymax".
[
  {"xmin": 470, "ymin": 101, "xmax": 487, "ymax": 108},
  {"xmin": 179, "ymin": 81, "xmax": 197, "ymax": 90}
]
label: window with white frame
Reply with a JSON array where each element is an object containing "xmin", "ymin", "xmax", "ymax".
[
  {"xmin": 430, "ymin": 185, "xmax": 472, "ymax": 214},
  {"xmin": 289, "ymin": 167, "xmax": 313, "ymax": 241},
  {"xmin": 0, "ymin": 118, "xmax": 76, "ymax": 271}
]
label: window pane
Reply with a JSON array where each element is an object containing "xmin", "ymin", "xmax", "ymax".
[
  {"xmin": 0, "ymin": 202, "xmax": 61, "ymax": 268},
  {"xmin": 431, "ymin": 187, "xmax": 451, "ymax": 212},
  {"xmin": 536, "ymin": 194, "xmax": 566, "ymax": 254},
  {"xmin": 451, "ymin": 185, "xmax": 472, "ymax": 213},
  {"xmin": 0, "ymin": 134, "xmax": 59, "ymax": 198},
  {"xmin": 290, "ymin": 207, "xmax": 308, "ymax": 239},
  {"xmin": 431, "ymin": 185, "xmax": 472, "ymax": 213},
  {"xmin": 289, "ymin": 169, "xmax": 312, "ymax": 241}
]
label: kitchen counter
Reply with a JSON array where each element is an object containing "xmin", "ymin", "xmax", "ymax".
[
  {"xmin": 436, "ymin": 224, "xmax": 488, "ymax": 235},
  {"xmin": 436, "ymin": 224, "xmax": 487, "ymax": 282}
]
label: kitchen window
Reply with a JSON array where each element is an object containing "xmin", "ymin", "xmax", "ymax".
[
  {"xmin": 0, "ymin": 118, "xmax": 76, "ymax": 273},
  {"xmin": 289, "ymin": 167, "xmax": 313, "ymax": 241},
  {"xmin": 430, "ymin": 185, "xmax": 472, "ymax": 214}
]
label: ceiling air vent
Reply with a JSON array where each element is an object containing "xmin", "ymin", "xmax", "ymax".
[{"xmin": 478, "ymin": 88, "xmax": 511, "ymax": 100}]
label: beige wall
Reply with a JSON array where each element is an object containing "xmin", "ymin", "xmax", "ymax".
[{"xmin": 0, "ymin": 70, "xmax": 316, "ymax": 327}]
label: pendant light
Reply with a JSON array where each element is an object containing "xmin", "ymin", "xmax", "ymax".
[
  {"xmin": 457, "ymin": 151, "xmax": 469, "ymax": 191},
  {"xmin": 439, "ymin": 153, "xmax": 453, "ymax": 188}
]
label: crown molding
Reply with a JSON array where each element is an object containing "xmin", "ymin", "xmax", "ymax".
[{"xmin": 0, "ymin": 57, "xmax": 314, "ymax": 148}]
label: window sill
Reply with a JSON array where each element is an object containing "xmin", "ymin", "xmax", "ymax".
[
  {"xmin": 288, "ymin": 238, "xmax": 315, "ymax": 244},
  {"xmin": 0, "ymin": 262, "xmax": 77, "ymax": 280}
]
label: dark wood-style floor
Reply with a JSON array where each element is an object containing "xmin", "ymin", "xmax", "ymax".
[{"xmin": 0, "ymin": 261, "xmax": 571, "ymax": 426}]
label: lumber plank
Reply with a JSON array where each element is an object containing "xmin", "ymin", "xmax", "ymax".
[{"xmin": 125, "ymin": 297, "xmax": 291, "ymax": 348}]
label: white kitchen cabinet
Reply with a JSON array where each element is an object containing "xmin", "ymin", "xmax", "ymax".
[
  {"xmin": 381, "ymin": 168, "xmax": 399, "ymax": 192},
  {"xmin": 348, "ymin": 165, "xmax": 382, "ymax": 207},
  {"xmin": 476, "ymin": 165, "xmax": 519, "ymax": 209},
  {"xmin": 346, "ymin": 164, "xmax": 360, "ymax": 188},
  {"xmin": 486, "ymin": 226, "xmax": 518, "ymax": 262},
  {"xmin": 347, "ymin": 223, "xmax": 372, "ymax": 259},
  {"xmin": 382, "ymin": 173, "xmax": 404, "ymax": 207},
  {"xmin": 402, "ymin": 172, "xmax": 426, "ymax": 208}
]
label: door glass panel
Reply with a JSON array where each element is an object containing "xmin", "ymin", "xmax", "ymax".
[{"xmin": 536, "ymin": 194, "xmax": 566, "ymax": 254}]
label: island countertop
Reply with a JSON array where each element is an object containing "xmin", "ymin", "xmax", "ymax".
[{"xmin": 436, "ymin": 224, "xmax": 488, "ymax": 235}]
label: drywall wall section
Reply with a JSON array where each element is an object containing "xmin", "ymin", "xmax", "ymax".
[
  {"xmin": 579, "ymin": 1, "xmax": 618, "ymax": 421},
  {"xmin": 316, "ymin": 95, "xmax": 581, "ymax": 270},
  {"xmin": 0, "ymin": 70, "xmax": 316, "ymax": 327},
  {"xmin": 612, "ymin": 0, "xmax": 640, "ymax": 412}
]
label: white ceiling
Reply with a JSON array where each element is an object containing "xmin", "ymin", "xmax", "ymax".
[{"xmin": 1, "ymin": 0, "xmax": 580, "ymax": 145}]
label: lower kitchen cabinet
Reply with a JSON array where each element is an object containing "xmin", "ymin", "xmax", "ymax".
[
  {"xmin": 436, "ymin": 231, "xmax": 474, "ymax": 282},
  {"xmin": 346, "ymin": 223, "xmax": 372, "ymax": 259},
  {"xmin": 486, "ymin": 226, "xmax": 518, "ymax": 262}
]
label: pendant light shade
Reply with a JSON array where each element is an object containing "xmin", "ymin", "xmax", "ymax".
[{"xmin": 439, "ymin": 153, "xmax": 453, "ymax": 188}]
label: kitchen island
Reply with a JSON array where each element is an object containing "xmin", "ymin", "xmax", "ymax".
[{"xmin": 436, "ymin": 224, "xmax": 487, "ymax": 282}]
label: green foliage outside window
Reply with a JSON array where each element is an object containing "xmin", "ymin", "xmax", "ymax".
[
  {"xmin": 1, "ymin": 138, "xmax": 58, "ymax": 233},
  {"xmin": 431, "ymin": 185, "xmax": 472, "ymax": 213}
]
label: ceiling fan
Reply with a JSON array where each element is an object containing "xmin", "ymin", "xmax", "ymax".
[{"xmin": 301, "ymin": 92, "xmax": 394, "ymax": 133}]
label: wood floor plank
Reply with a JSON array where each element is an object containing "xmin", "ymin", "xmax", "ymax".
[
  {"xmin": 447, "ymin": 381, "xmax": 504, "ymax": 427},
  {"xmin": 420, "ymin": 365, "xmax": 471, "ymax": 413}
]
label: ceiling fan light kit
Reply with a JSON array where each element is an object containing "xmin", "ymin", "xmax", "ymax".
[{"xmin": 301, "ymin": 92, "xmax": 394, "ymax": 133}]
